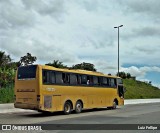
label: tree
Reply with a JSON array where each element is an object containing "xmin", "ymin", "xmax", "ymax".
[
  {"xmin": 0, "ymin": 51, "xmax": 11, "ymax": 67},
  {"xmin": 117, "ymin": 72, "xmax": 132, "ymax": 79},
  {"xmin": 126, "ymin": 73, "xmax": 131, "ymax": 79},
  {"xmin": 0, "ymin": 51, "xmax": 15, "ymax": 88},
  {"xmin": 46, "ymin": 60, "xmax": 68, "ymax": 68},
  {"xmin": 0, "ymin": 67, "xmax": 15, "ymax": 88},
  {"xmin": 71, "ymin": 62, "xmax": 96, "ymax": 71},
  {"xmin": 117, "ymin": 72, "xmax": 126, "ymax": 79},
  {"xmin": 19, "ymin": 53, "xmax": 37, "ymax": 66}
]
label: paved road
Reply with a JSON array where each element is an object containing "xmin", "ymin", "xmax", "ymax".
[{"xmin": 1, "ymin": 103, "xmax": 160, "ymax": 132}]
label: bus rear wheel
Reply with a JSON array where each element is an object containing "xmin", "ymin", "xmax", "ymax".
[
  {"xmin": 64, "ymin": 102, "xmax": 72, "ymax": 115},
  {"xmin": 75, "ymin": 101, "xmax": 82, "ymax": 113}
]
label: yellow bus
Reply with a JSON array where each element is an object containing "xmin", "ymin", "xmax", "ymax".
[{"xmin": 14, "ymin": 65, "xmax": 124, "ymax": 114}]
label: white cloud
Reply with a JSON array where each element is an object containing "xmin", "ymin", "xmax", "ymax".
[
  {"xmin": 0, "ymin": 0, "xmax": 160, "ymax": 86},
  {"xmin": 121, "ymin": 66, "xmax": 160, "ymax": 77}
]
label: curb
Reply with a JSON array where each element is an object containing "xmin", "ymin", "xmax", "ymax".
[{"xmin": 0, "ymin": 103, "xmax": 34, "ymax": 114}]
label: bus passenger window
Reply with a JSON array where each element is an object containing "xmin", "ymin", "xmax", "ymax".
[
  {"xmin": 86, "ymin": 76, "xmax": 93, "ymax": 85},
  {"xmin": 70, "ymin": 74, "xmax": 77, "ymax": 84},
  {"xmin": 66, "ymin": 73, "xmax": 70, "ymax": 84},
  {"xmin": 93, "ymin": 76, "xmax": 98, "ymax": 85},
  {"xmin": 62, "ymin": 73, "xmax": 65, "ymax": 83},
  {"xmin": 98, "ymin": 77, "xmax": 101, "ymax": 86},
  {"xmin": 114, "ymin": 79, "xmax": 117, "ymax": 87},
  {"xmin": 56, "ymin": 72, "xmax": 63, "ymax": 84},
  {"xmin": 87, "ymin": 76, "xmax": 89, "ymax": 85},
  {"xmin": 103, "ymin": 77, "xmax": 108, "ymax": 86},
  {"xmin": 50, "ymin": 71, "xmax": 55, "ymax": 84},
  {"xmin": 77, "ymin": 75, "xmax": 81, "ymax": 84},
  {"xmin": 81, "ymin": 75, "xmax": 87, "ymax": 84},
  {"xmin": 42, "ymin": 70, "xmax": 50, "ymax": 84},
  {"xmin": 110, "ymin": 78, "xmax": 116, "ymax": 87},
  {"xmin": 42, "ymin": 70, "xmax": 47, "ymax": 84},
  {"xmin": 42, "ymin": 70, "xmax": 55, "ymax": 84}
]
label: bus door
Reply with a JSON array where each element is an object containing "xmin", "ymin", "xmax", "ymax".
[
  {"xmin": 117, "ymin": 78, "xmax": 124, "ymax": 98},
  {"xmin": 118, "ymin": 84, "xmax": 124, "ymax": 98}
]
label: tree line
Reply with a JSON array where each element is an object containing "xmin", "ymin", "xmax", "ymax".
[
  {"xmin": 0, "ymin": 51, "xmax": 97, "ymax": 88},
  {"xmin": 0, "ymin": 51, "xmax": 132, "ymax": 88}
]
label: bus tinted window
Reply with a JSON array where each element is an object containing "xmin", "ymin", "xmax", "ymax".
[
  {"xmin": 81, "ymin": 75, "xmax": 87, "ymax": 84},
  {"xmin": 117, "ymin": 78, "xmax": 123, "ymax": 84},
  {"xmin": 109, "ymin": 78, "xmax": 117, "ymax": 87},
  {"xmin": 43, "ymin": 70, "xmax": 55, "ymax": 84},
  {"xmin": 17, "ymin": 65, "xmax": 37, "ymax": 79},
  {"xmin": 56, "ymin": 72, "xmax": 63, "ymax": 84},
  {"xmin": 87, "ymin": 76, "xmax": 93, "ymax": 85},
  {"xmin": 70, "ymin": 74, "xmax": 77, "ymax": 84},
  {"xmin": 93, "ymin": 76, "xmax": 98, "ymax": 85},
  {"xmin": 77, "ymin": 75, "xmax": 81, "ymax": 84},
  {"xmin": 62, "ymin": 73, "xmax": 70, "ymax": 84},
  {"xmin": 65, "ymin": 73, "xmax": 70, "ymax": 84},
  {"xmin": 102, "ymin": 77, "xmax": 108, "ymax": 85}
]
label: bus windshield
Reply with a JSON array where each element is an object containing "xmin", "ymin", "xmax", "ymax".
[{"xmin": 17, "ymin": 65, "xmax": 37, "ymax": 80}]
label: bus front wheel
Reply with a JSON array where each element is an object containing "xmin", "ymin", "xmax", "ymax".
[
  {"xmin": 64, "ymin": 102, "xmax": 72, "ymax": 115},
  {"xmin": 75, "ymin": 101, "xmax": 82, "ymax": 113},
  {"xmin": 112, "ymin": 101, "xmax": 117, "ymax": 109}
]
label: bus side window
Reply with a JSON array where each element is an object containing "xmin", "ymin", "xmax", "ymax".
[
  {"xmin": 77, "ymin": 75, "xmax": 81, "ymax": 85},
  {"xmin": 81, "ymin": 75, "xmax": 87, "ymax": 84},
  {"xmin": 93, "ymin": 76, "xmax": 98, "ymax": 85},
  {"xmin": 42, "ymin": 70, "xmax": 55, "ymax": 84},
  {"xmin": 108, "ymin": 78, "xmax": 111, "ymax": 86},
  {"xmin": 61, "ymin": 73, "xmax": 70, "ymax": 84},
  {"xmin": 66, "ymin": 73, "xmax": 70, "ymax": 84},
  {"xmin": 114, "ymin": 79, "xmax": 117, "ymax": 87},
  {"xmin": 117, "ymin": 78, "xmax": 123, "ymax": 85},
  {"xmin": 110, "ymin": 78, "xmax": 116, "ymax": 87},
  {"xmin": 55, "ymin": 72, "xmax": 63, "ymax": 84},
  {"xmin": 103, "ymin": 77, "xmax": 108, "ymax": 86},
  {"xmin": 42, "ymin": 70, "xmax": 47, "ymax": 84},
  {"xmin": 62, "ymin": 73, "xmax": 65, "ymax": 83},
  {"xmin": 70, "ymin": 74, "xmax": 77, "ymax": 85},
  {"xmin": 86, "ymin": 76, "xmax": 93, "ymax": 85},
  {"xmin": 98, "ymin": 77, "xmax": 102, "ymax": 86},
  {"xmin": 49, "ymin": 71, "xmax": 55, "ymax": 84}
]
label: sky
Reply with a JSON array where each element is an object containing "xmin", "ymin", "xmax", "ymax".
[{"xmin": 0, "ymin": 0, "xmax": 160, "ymax": 88}]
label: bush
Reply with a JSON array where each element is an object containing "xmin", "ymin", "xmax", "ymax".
[
  {"xmin": 0, "ymin": 67, "xmax": 15, "ymax": 88},
  {"xmin": 0, "ymin": 85, "xmax": 14, "ymax": 103}
]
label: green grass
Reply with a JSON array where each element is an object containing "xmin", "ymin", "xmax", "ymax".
[
  {"xmin": 0, "ymin": 86, "xmax": 14, "ymax": 103},
  {"xmin": 124, "ymin": 79, "xmax": 160, "ymax": 99}
]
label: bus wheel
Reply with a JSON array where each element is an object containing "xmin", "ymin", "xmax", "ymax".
[
  {"xmin": 64, "ymin": 102, "xmax": 72, "ymax": 115},
  {"xmin": 112, "ymin": 101, "xmax": 117, "ymax": 109},
  {"xmin": 75, "ymin": 101, "xmax": 82, "ymax": 113}
]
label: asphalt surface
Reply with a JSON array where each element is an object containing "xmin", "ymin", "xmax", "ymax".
[
  {"xmin": 1, "ymin": 99, "xmax": 160, "ymax": 114},
  {"xmin": 0, "ymin": 103, "xmax": 160, "ymax": 133},
  {"xmin": 1, "ymin": 100, "xmax": 160, "ymax": 133}
]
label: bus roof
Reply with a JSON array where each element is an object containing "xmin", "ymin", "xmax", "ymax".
[{"xmin": 37, "ymin": 64, "xmax": 120, "ymax": 79}]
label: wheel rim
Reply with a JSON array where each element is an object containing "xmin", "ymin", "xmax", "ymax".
[
  {"xmin": 65, "ymin": 104, "xmax": 70, "ymax": 113},
  {"xmin": 113, "ymin": 101, "xmax": 116, "ymax": 109},
  {"xmin": 76, "ymin": 103, "xmax": 81, "ymax": 112}
]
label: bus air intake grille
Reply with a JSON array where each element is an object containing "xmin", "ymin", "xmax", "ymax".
[{"xmin": 44, "ymin": 96, "xmax": 52, "ymax": 108}]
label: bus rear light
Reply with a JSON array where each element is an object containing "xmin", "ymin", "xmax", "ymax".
[{"xmin": 37, "ymin": 95, "xmax": 40, "ymax": 101}]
